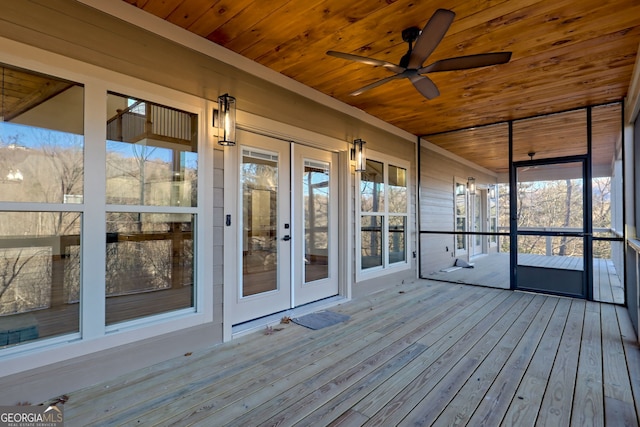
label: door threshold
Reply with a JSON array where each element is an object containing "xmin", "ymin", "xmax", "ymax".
[{"xmin": 231, "ymin": 295, "xmax": 347, "ymax": 339}]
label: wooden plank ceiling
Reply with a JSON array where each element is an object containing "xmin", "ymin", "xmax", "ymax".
[
  {"xmin": 121, "ymin": 1, "xmax": 639, "ymax": 174},
  {"xmin": 0, "ymin": 66, "xmax": 73, "ymax": 122}
]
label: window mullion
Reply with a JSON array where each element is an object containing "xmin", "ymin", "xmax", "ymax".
[{"xmin": 82, "ymin": 82, "xmax": 108, "ymax": 339}]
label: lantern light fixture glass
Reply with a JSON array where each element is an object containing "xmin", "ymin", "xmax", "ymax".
[
  {"xmin": 351, "ymin": 138, "xmax": 366, "ymax": 172},
  {"xmin": 467, "ymin": 177, "xmax": 476, "ymax": 195},
  {"xmin": 217, "ymin": 93, "xmax": 236, "ymax": 146}
]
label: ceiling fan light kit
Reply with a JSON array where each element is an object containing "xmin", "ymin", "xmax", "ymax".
[{"xmin": 327, "ymin": 8, "xmax": 512, "ymax": 100}]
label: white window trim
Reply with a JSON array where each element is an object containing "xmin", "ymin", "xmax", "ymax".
[
  {"xmin": 454, "ymin": 177, "xmax": 468, "ymax": 256},
  {"xmin": 355, "ymin": 150, "xmax": 411, "ymax": 282},
  {"xmin": 488, "ymin": 186, "xmax": 498, "ymax": 248},
  {"xmin": 0, "ymin": 37, "xmax": 214, "ymax": 376}
]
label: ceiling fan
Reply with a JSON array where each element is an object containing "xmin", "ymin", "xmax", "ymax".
[{"xmin": 326, "ymin": 8, "xmax": 512, "ymax": 99}]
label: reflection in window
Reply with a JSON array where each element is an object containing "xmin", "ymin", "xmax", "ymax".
[
  {"xmin": 105, "ymin": 213, "xmax": 194, "ymax": 325},
  {"xmin": 0, "ymin": 63, "xmax": 84, "ymax": 204},
  {"xmin": 106, "ymin": 92, "xmax": 198, "ymax": 207},
  {"xmin": 0, "ymin": 211, "xmax": 81, "ymax": 347},
  {"xmin": 304, "ymin": 160, "xmax": 330, "ymax": 283},
  {"xmin": 242, "ymin": 150, "xmax": 278, "ymax": 297},
  {"xmin": 455, "ymin": 182, "xmax": 467, "ymax": 252},
  {"xmin": 489, "ymin": 187, "xmax": 498, "ymax": 246},
  {"xmin": 389, "ymin": 216, "xmax": 406, "ymax": 264},
  {"xmin": 361, "ymin": 159, "xmax": 384, "ymax": 212},
  {"xmin": 388, "ymin": 165, "xmax": 407, "ymax": 213},
  {"xmin": 361, "ymin": 215, "xmax": 383, "ymax": 269}
]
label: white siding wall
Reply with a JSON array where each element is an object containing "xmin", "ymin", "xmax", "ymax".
[{"xmin": 420, "ymin": 145, "xmax": 496, "ymax": 275}]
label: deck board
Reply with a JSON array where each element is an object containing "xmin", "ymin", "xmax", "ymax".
[
  {"xmin": 535, "ymin": 299, "xmax": 585, "ymax": 427},
  {"xmin": 424, "ymin": 253, "xmax": 624, "ymax": 304},
  {"xmin": 58, "ymin": 280, "xmax": 640, "ymax": 427},
  {"xmin": 500, "ymin": 297, "xmax": 572, "ymax": 427},
  {"xmin": 571, "ymin": 301, "xmax": 604, "ymax": 427},
  {"xmin": 401, "ymin": 294, "xmax": 551, "ymax": 426},
  {"xmin": 456, "ymin": 296, "xmax": 558, "ymax": 427},
  {"xmin": 601, "ymin": 304, "xmax": 638, "ymax": 425}
]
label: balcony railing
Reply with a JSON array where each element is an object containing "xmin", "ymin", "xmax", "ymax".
[{"xmin": 106, "ymin": 100, "xmax": 195, "ymax": 144}]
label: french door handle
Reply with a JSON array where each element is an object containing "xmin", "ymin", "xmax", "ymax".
[{"xmin": 281, "ymin": 235, "xmax": 291, "ymax": 241}]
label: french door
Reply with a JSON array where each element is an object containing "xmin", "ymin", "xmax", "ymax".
[
  {"xmin": 229, "ymin": 132, "xmax": 338, "ymax": 325},
  {"xmin": 292, "ymin": 145, "xmax": 339, "ymax": 306}
]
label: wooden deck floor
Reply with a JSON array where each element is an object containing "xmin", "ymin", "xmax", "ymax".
[
  {"xmin": 57, "ymin": 280, "xmax": 640, "ymax": 426},
  {"xmin": 425, "ymin": 253, "xmax": 624, "ymax": 304}
]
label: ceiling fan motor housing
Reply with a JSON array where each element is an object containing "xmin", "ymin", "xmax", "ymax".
[{"xmin": 402, "ymin": 26, "xmax": 421, "ymax": 43}]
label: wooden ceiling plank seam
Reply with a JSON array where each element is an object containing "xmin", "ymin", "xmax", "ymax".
[
  {"xmin": 436, "ymin": 0, "xmax": 640, "ymax": 61},
  {"xmin": 235, "ymin": 0, "xmax": 387, "ymax": 61},
  {"xmin": 206, "ymin": 0, "xmax": 295, "ymax": 49},
  {"xmin": 185, "ymin": 0, "xmax": 253, "ymax": 37},
  {"xmin": 252, "ymin": 0, "xmax": 399, "ymax": 69},
  {"xmin": 165, "ymin": 0, "xmax": 218, "ymax": 29},
  {"xmin": 140, "ymin": 0, "xmax": 184, "ymax": 18}
]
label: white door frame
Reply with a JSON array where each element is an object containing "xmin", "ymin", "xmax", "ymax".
[
  {"xmin": 292, "ymin": 144, "xmax": 339, "ymax": 307},
  {"xmin": 223, "ymin": 112, "xmax": 350, "ymax": 341},
  {"xmin": 226, "ymin": 131, "xmax": 291, "ymax": 326},
  {"xmin": 471, "ymin": 189, "xmax": 486, "ymax": 257}
]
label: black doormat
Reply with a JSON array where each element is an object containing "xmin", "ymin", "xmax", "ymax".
[{"xmin": 292, "ymin": 310, "xmax": 350, "ymax": 330}]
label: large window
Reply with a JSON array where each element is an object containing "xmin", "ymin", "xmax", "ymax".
[
  {"xmin": 105, "ymin": 92, "xmax": 197, "ymax": 325},
  {"xmin": 0, "ymin": 63, "xmax": 84, "ymax": 347},
  {"xmin": 358, "ymin": 155, "xmax": 409, "ymax": 276}
]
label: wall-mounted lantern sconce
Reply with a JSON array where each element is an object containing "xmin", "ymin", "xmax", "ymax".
[
  {"xmin": 489, "ymin": 184, "xmax": 496, "ymax": 199},
  {"xmin": 467, "ymin": 177, "xmax": 476, "ymax": 196},
  {"xmin": 351, "ymin": 138, "xmax": 366, "ymax": 172},
  {"xmin": 217, "ymin": 93, "xmax": 236, "ymax": 146}
]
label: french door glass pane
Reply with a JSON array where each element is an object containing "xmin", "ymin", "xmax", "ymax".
[
  {"xmin": 304, "ymin": 160, "xmax": 329, "ymax": 283},
  {"xmin": 361, "ymin": 215, "xmax": 383, "ymax": 269},
  {"xmin": 242, "ymin": 151, "xmax": 278, "ymax": 296}
]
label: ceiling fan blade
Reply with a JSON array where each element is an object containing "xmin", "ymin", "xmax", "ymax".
[
  {"xmin": 419, "ymin": 52, "xmax": 512, "ymax": 74},
  {"xmin": 327, "ymin": 51, "xmax": 405, "ymax": 73},
  {"xmin": 350, "ymin": 74, "xmax": 405, "ymax": 96},
  {"xmin": 407, "ymin": 9, "xmax": 456, "ymax": 69},
  {"xmin": 410, "ymin": 75, "xmax": 440, "ymax": 99}
]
